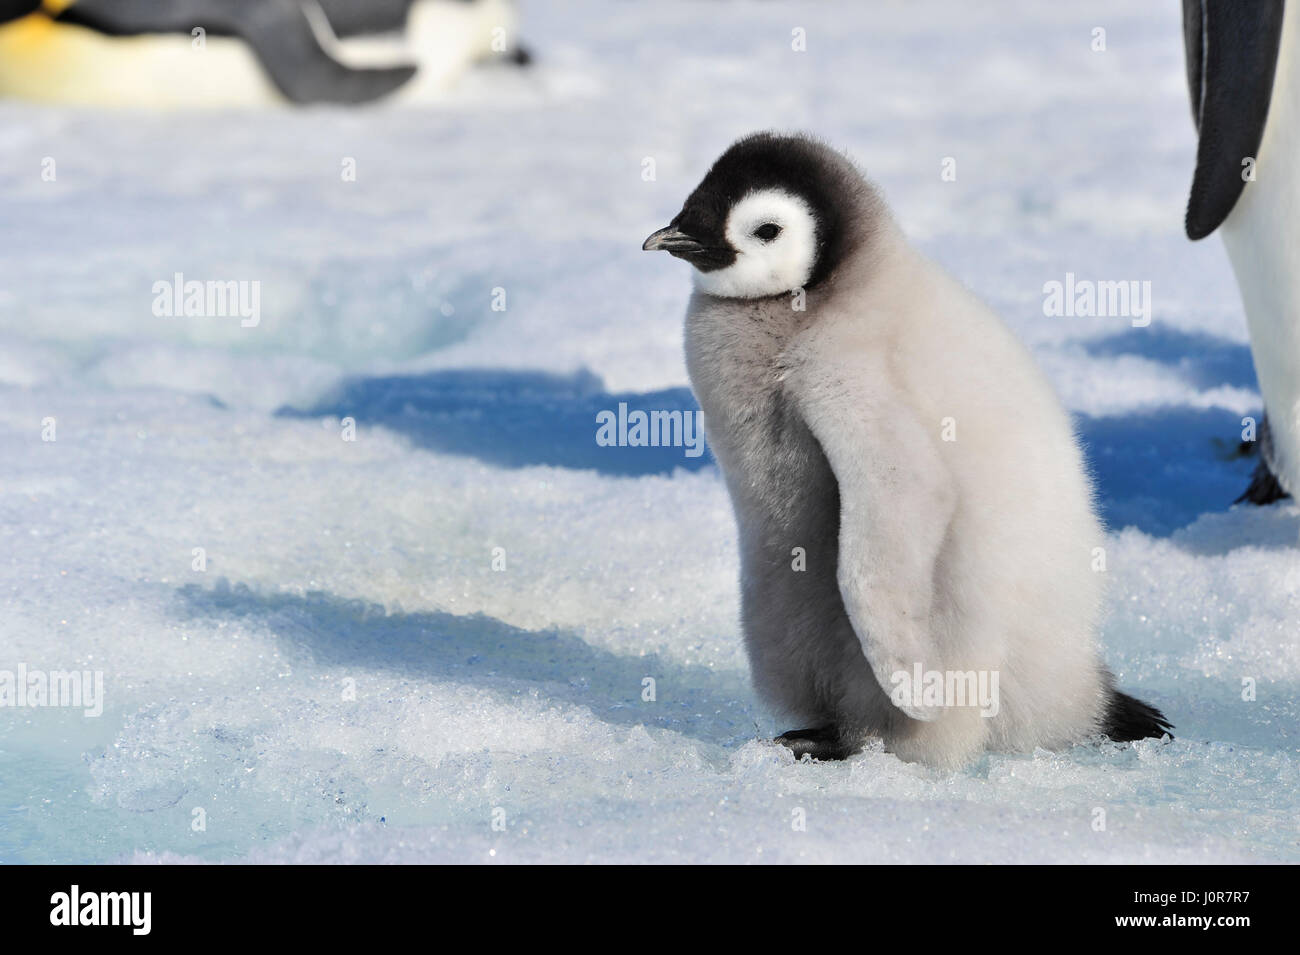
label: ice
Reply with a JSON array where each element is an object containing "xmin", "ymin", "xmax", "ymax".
[{"xmin": 1, "ymin": 0, "xmax": 1297, "ymax": 863}]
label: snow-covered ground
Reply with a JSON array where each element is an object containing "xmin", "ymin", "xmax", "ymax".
[{"xmin": 3, "ymin": 0, "xmax": 1298, "ymax": 864}]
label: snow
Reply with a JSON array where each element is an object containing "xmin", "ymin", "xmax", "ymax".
[{"xmin": 2, "ymin": 0, "xmax": 1298, "ymax": 864}]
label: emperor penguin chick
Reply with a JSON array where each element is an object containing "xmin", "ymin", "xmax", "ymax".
[{"xmin": 643, "ymin": 132, "xmax": 1171, "ymax": 768}]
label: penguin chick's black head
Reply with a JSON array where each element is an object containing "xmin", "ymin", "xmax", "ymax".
[{"xmin": 643, "ymin": 132, "xmax": 857, "ymax": 299}]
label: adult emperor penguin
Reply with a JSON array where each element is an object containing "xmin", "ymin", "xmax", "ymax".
[
  {"xmin": 1183, "ymin": 0, "xmax": 1297, "ymax": 504},
  {"xmin": 644, "ymin": 133, "xmax": 1171, "ymax": 767},
  {"xmin": 0, "ymin": 0, "xmax": 523, "ymax": 107}
]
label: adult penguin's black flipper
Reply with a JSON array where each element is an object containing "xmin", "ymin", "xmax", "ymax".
[
  {"xmin": 1182, "ymin": 0, "xmax": 1286, "ymax": 239},
  {"xmin": 58, "ymin": 0, "xmax": 417, "ymax": 105},
  {"xmin": 236, "ymin": 0, "xmax": 417, "ymax": 105},
  {"xmin": 313, "ymin": 0, "xmax": 414, "ymax": 38}
]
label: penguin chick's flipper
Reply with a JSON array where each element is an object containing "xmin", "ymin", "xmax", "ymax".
[
  {"xmin": 58, "ymin": 0, "xmax": 416, "ymax": 105},
  {"xmin": 1103, "ymin": 690, "xmax": 1173, "ymax": 742},
  {"xmin": 792, "ymin": 353, "xmax": 956, "ymax": 722},
  {"xmin": 775, "ymin": 727, "xmax": 854, "ymax": 761}
]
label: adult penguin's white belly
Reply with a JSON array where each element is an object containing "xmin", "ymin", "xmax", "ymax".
[
  {"xmin": 1219, "ymin": 0, "xmax": 1300, "ymax": 495},
  {"xmin": 0, "ymin": 0, "xmax": 518, "ymax": 108},
  {"xmin": 0, "ymin": 12, "xmax": 280, "ymax": 107}
]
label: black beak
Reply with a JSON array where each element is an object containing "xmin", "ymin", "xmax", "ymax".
[{"xmin": 642, "ymin": 226, "xmax": 705, "ymax": 254}]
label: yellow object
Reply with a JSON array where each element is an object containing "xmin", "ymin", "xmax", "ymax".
[
  {"xmin": 0, "ymin": 0, "xmax": 518, "ymax": 108},
  {"xmin": 0, "ymin": 12, "xmax": 282, "ymax": 107}
]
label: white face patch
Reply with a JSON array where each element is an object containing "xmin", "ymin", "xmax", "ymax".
[{"xmin": 692, "ymin": 188, "xmax": 818, "ymax": 299}]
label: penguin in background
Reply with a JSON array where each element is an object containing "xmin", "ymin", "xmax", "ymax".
[
  {"xmin": 644, "ymin": 133, "xmax": 1171, "ymax": 767},
  {"xmin": 1183, "ymin": 0, "xmax": 1298, "ymax": 505},
  {"xmin": 0, "ymin": 0, "xmax": 527, "ymax": 107}
]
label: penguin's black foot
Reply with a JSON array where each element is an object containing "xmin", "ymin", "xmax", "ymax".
[
  {"xmin": 775, "ymin": 726, "xmax": 853, "ymax": 761},
  {"xmin": 1235, "ymin": 459, "xmax": 1291, "ymax": 505}
]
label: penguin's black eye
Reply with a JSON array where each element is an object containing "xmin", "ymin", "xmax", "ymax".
[{"xmin": 752, "ymin": 223, "xmax": 781, "ymax": 241}]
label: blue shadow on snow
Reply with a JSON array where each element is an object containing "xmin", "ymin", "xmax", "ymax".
[
  {"xmin": 1081, "ymin": 326, "xmax": 1257, "ymax": 392},
  {"xmin": 174, "ymin": 582, "xmax": 757, "ymax": 746},
  {"xmin": 1077, "ymin": 407, "xmax": 1257, "ymax": 536},
  {"xmin": 277, "ymin": 368, "xmax": 713, "ymax": 476},
  {"xmin": 279, "ymin": 366, "xmax": 1260, "ymax": 537}
]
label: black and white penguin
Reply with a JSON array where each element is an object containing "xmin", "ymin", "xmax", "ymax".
[
  {"xmin": 644, "ymin": 132, "xmax": 1172, "ymax": 767},
  {"xmin": 1182, "ymin": 0, "xmax": 1297, "ymax": 504},
  {"xmin": 0, "ymin": 0, "xmax": 523, "ymax": 107}
]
